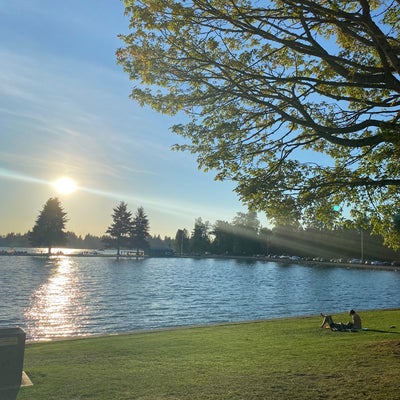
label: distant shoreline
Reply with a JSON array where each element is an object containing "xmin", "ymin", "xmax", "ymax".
[{"xmin": 1, "ymin": 249, "xmax": 399, "ymax": 272}]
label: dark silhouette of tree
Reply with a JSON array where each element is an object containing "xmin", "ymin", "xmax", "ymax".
[
  {"xmin": 211, "ymin": 220, "xmax": 236, "ymax": 255},
  {"xmin": 29, "ymin": 197, "xmax": 68, "ymax": 254},
  {"xmin": 0, "ymin": 232, "xmax": 30, "ymax": 248},
  {"xmin": 105, "ymin": 201, "xmax": 132, "ymax": 256},
  {"xmin": 190, "ymin": 218, "xmax": 210, "ymax": 254},
  {"xmin": 231, "ymin": 211, "xmax": 262, "ymax": 256},
  {"xmin": 258, "ymin": 227, "xmax": 272, "ymax": 256},
  {"xmin": 82, "ymin": 234, "xmax": 104, "ymax": 249},
  {"xmin": 65, "ymin": 232, "xmax": 103, "ymax": 249},
  {"xmin": 174, "ymin": 228, "xmax": 190, "ymax": 255},
  {"xmin": 130, "ymin": 206, "xmax": 150, "ymax": 253},
  {"xmin": 118, "ymin": 1, "xmax": 400, "ymax": 248}
]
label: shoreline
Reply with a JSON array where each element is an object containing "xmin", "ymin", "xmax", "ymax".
[
  {"xmin": 2, "ymin": 250, "xmax": 399, "ymax": 272},
  {"xmin": 24, "ymin": 307, "xmax": 400, "ymax": 344}
]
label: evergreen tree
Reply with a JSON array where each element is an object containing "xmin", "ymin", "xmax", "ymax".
[
  {"xmin": 174, "ymin": 228, "xmax": 189, "ymax": 255},
  {"xmin": 190, "ymin": 218, "xmax": 210, "ymax": 254},
  {"xmin": 1, "ymin": 232, "xmax": 30, "ymax": 248},
  {"xmin": 105, "ymin": 202, "xmax": 132, "ymax": 256},
  {"xmin": 29, "ymin": 197, "xmax": 68, "ymax": 254},
  {"xmin": 130, "ymin": 206, "xmax": 150, "ymax": 253},
  {"xmin": 211, "ymin": 220, "xmax": 235, "ymax": 255},
  {"xmin": 65, "ymin": 231, "xmax": 82, "ymax": 248},
  {"xmin": 232, "ymin": 211, "xmax": 262, "ymax": 256},
  {"xmin": 82, "ymin": 234, "xmax": 103, "ymax": 249}
]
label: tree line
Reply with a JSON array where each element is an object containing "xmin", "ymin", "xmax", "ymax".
[
  {"xmin": 175, "ymin": 215, "xmax": 400, "ymax": 262},
  {"xmin": 1, "ymin": 197, "xmax": 399, "ymax": 261},
  {"xmin": 23, "ymin": 198, "xmax": 153, "ymax": 255}
]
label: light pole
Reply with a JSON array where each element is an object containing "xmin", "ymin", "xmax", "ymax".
[
  {"xmin": 180, "ymin": 232, "xmax": 183, "ymax": 256},
  {"xmin": 179, "ymin": 229, "xmax": 184, "ymax": 256},
  {"xmin": 360, "ymin": 228, "xmax": 364, "ymax": 262}
]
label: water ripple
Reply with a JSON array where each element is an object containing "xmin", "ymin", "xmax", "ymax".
[{"xmin": 0, "ymin": 256, "xmax": 399, "ymax": 340}]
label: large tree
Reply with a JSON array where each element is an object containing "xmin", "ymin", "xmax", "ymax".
[
  {"xmin": 106, "ymin": 202, "xmax": 132, "ymax": 256},
  {"xmin": 130, "ymin": 206, "xmax": 150, "ymax": 253},
  {"xmin": 211, "ymin": 220, "xmax": 236, "ymax": 255},
  {"xmin": 174, "ymin": 228, "xmax": 190, "ymax": 255},
  {"xmin": 118, "ymin": 0, "xmax": 400, "ymax": 248},
  {"xmin": 232, "ymin": 211, "xmax": 263, "ymax": 255},
  {"xmin": 190, "ymin": 217, "xmax": 211, "ymax": 254},
  {"xmin": 29, "ymin": 197, "xmax": 68, "ymax": 254}
]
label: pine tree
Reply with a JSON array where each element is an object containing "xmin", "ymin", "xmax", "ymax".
[
  {"xmin": 190, "ymin": 218, "xmax": 210, "ymax": 254},
  {"xmin": 130, "ymin": 206, "xmax": 150, "ymax": 253},
  {"xmin": 174, "ymin": 228, "xmax": 189, "ymax": 255},
  {"xmin": 29, "ymin": 197, "xmax": 68, "ymax": 254},
  {"xmin": 106, "ymin": 202, "xmax": 132, "ymax": 256}
]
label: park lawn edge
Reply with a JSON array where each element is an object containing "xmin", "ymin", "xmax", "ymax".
[{"xmin": 19, "ymin": 309, "xmax": 400, "ymax": 400}]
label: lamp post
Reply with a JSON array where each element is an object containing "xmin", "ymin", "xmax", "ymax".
[
  {"xmin": 360, "ymin": 228, "xmax": 364, "ymax": 262},
  {"xmin": 180, "ymin": 231, "xmax": 183, "ymax": 256}
]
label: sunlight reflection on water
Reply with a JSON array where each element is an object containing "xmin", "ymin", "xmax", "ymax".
[
  {"xmin": 25, "ymin": 257, "xmax": 88, "ymax": 340},
  {"xmin": 0, "ymin": 256, "xmax": 399, "ymax": 341}
]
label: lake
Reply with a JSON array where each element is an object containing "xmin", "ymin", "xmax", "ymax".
[{"xmin": 0, "ymin": 254, "xmax": 399, "ymax": 341}]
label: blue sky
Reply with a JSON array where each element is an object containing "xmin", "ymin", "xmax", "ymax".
[{"xmin": 0, "ymin": 0, "xmax": 254, "ymax": 238}]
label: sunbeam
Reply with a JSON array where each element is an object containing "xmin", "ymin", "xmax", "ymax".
[
  {"xmin": 0, "ymin": 167, "xmax": 199, "ymax": 219},
  {"xmin": 0, "ymin": 167, "xmax": 48, "ymax": 186}
]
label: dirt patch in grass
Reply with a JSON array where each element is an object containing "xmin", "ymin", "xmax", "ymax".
[{"xmin": 369, "ymin": 340, "xmax": 400, "ymax": 355}]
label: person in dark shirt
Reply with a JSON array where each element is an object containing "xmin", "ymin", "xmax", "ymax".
[{"xmin": 320, "ymin": 309, "xmax": 362, "ymax": 331}]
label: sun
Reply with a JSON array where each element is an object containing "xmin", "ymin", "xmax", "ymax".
[{"xmin": 53, "ymin": 177, "xmax": 77, "ymax": 195}]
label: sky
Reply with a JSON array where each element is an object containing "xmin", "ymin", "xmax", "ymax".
[{"xmin": 0, "ymin": 0, "xmax": 259, "ymax": 239}]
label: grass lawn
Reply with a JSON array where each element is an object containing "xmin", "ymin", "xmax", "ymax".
[{"xmin": 18, "ymin": 309, "xmax": 400, "ymax": 399}]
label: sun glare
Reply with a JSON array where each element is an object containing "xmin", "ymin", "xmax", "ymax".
[{"xmin": 54, "ymin": 177, "xmax": 77, "ymax": 195}]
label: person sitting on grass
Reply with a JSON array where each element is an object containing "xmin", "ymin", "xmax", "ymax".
[{"xmin": 320, "ymin": 309, "xmax": 362, "ymax": 331}]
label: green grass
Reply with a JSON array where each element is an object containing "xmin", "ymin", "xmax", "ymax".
[{"xmin": 18, "ymin": 309, "xmax": 400, "ymax": 399}]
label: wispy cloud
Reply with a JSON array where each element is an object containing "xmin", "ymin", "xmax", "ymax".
[{"xmin": 0, "ymin": 1, "xmax": 245, "ymax": 237}]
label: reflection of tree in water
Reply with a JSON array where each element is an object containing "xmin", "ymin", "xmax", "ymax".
[{"xmin": 25, "ymin": 257, "xmax": 87, "ymax": 340}]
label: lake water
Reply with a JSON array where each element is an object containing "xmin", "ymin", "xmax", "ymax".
[{"xmin": 0, "ymin": 255, "xmax": 399, "ymax": 341}]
